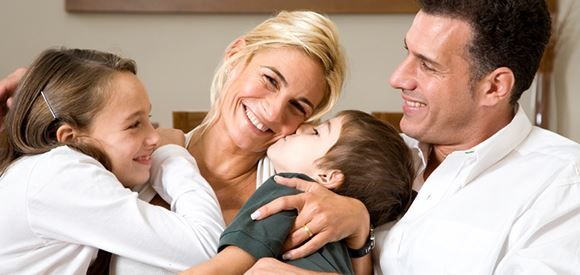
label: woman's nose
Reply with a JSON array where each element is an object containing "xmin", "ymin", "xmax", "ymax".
[{"xmin": 296, "ymin": 123, "xmax": 313, "ymax": 135}]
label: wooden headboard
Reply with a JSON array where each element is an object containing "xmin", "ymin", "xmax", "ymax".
[
  {"xmin": 372, "ymin": 112, "xmax": 403, "ymax": 132},
  {"xmin": 172, "ymin": 111, "xmax": 402, "ymax": 133},
  {"xmin": 172, "ymin": 111, "xmax": 207, "ymax": 132}
]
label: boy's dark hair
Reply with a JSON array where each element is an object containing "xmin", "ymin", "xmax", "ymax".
[
  {"xmin": 316, "ymin": 110, "xmax": 415, "ymax": 227},
  {"xmin": 419, "ymin": 0, "xmax": 551, "ymax": 104},
  {"xmin": 0, "ymin": 48, "xmax": 137, "ymax": 174}
]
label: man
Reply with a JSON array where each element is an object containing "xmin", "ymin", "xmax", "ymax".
[
  {"xmin": 246, "ymin": 0, "xmax": 579, "ymax": 274},
  {"xmin": 374, "ymin": 0, "xmax": 580, "ymax": 274}
]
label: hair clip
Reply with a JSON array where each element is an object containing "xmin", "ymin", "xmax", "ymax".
[{"xmin": 40, "ymin": 91, "xmax": 57, "ymax": 120}]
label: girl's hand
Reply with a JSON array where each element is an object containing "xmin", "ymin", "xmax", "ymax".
[{"xmin": 155, "ymin": 128, "xmax": 185, "ymax": 148}]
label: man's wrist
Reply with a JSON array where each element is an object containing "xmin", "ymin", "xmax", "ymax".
[{"xmin": 347, "ymin": 226, "xmax": 375, "ymax": 258}]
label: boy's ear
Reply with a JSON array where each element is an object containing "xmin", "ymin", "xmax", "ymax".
[
  {"xmin": 316, "ymin": 169, "xmax": 344, "ymax": 190},
  {"xmin": 55, "ymin": 123, "xmax": 78, "ymax": 144}
]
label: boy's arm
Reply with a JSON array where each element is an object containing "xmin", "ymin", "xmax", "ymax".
[
  {"xmin": 180, "ymin": 246, "xmax": 256, "ymax": 275},
  {"xmin": 351, "ymin": 255, "xmax": 373, "ymax": 275},
  {"xmin": 245, "ymin": 258, "xmax": 338, "ymax": 275}
]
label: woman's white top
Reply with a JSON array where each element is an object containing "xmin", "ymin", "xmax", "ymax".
[
  {"xmin": 0, "ymin": 145, "xmax": 225, "ymax": 274},
  {"xmin": 110, "ymin": 131, "xmax": 275, "ymax": 274}
]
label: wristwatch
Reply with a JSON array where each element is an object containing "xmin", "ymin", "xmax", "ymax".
[{"xmin": 347, "ymin": 226, "xmax": 375, "ymax": 258}]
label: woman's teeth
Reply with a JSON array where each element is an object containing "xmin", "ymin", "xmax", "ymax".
[{"xmin": 246, "ymin": 108, "xmax": 269, "ymax": 132}]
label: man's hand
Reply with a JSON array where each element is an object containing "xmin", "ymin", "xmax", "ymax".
[
  {"xmin": 250, "ymin": 176, "xmax": 371, "ymax": 260},
  {"xmin": 0, "ymin": 68, "xmax": 27, "ymax": 124}
]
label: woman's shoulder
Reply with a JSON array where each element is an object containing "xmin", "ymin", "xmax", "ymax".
[{"xmin": 256, "ymin": 156, "xmax": 275, "ymax": 188}]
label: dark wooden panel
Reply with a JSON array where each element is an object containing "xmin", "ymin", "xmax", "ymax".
[
  {"xmin": 372, "ymin": 112, "xmax": 403, "ymax": 133},
  {"xmin": 65, "ymin": 0, "xmax": 420, "ymax": 14},
  {"xmin": 172, "ymin": 111, "xmax": 207, "ymax": 132}
]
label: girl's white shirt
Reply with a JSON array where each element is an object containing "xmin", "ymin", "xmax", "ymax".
[
  {"xmin": 0, "ymin": 145, "xmax": 225, "ymax": 274},
  {"xmin": 110, "ymin": 130, "xmax": 275, "ymax": 274}
]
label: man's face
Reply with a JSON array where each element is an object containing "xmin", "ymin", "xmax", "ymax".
[{"xmin": 390, "ymin": 11, "xmax": 482, "ymax": 147}]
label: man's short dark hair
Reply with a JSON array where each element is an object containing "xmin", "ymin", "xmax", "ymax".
[{"xmin": 419, "ymin": 0, "xmax": 551, "ymax": 104}]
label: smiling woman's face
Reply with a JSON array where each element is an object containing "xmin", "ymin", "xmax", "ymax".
[{"xmin": 217, "ymin": 47, "xmax": 327, "ymax": 153}]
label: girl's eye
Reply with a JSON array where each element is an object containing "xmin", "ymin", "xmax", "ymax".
[
  {"xmin": 128, "ymin": 121, "xmax": 141, "ymax": 129},
  {"xmin": 313, "ymin": 128, "xmax": 319, "ymax": 135}
]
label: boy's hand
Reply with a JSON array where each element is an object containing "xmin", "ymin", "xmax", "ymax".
[{"xmin": 155, "ymin": 128, "xmax": 185, "ymax": 148}]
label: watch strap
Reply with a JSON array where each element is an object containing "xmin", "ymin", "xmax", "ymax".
[{"xmin": 347, "ymin": 226, "xmax": 375, "ymax": 258}]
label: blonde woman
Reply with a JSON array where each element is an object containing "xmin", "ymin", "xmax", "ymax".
[{"xmin": 112, "ymin": 10, "xmax": 371, "ymax": 274}]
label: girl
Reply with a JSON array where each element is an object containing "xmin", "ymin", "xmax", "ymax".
[{"xmin": 0, "ymin": 48, "xmax": 224, "ymax": 273}]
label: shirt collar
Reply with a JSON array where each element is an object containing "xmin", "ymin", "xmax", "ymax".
[{"xmin": 407, "ymin": 105, "xmax": 533, "ymax": 187}]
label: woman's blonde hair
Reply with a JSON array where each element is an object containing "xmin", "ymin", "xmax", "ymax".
[{"xmin": 199, "ymin": 10, "xmax": 345, "ymax": 132}]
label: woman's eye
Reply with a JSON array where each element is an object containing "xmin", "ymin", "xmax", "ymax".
[
  {"xmin": 290, "ymin": 101, "xmax": 307, "ymax": 116},
  {"xmin": 264, "ymin": 75, "xmax": 279, "ymax": 89},
  {"xmin": 313, "ymin": 128, "xmax": 319, "ymax": 135}
]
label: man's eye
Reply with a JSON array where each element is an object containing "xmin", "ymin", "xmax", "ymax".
[{"xmin": 420, "ymin": 61, "xmax": 435, "ymax": 72}]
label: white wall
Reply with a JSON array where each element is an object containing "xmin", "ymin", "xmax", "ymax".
[{"xmin": 1, "ymin": 0, "xmax": 578, "ymax": 142}]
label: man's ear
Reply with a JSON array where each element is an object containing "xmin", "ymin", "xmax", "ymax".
[
  {"xmin": 55, "ymin": 123, "xmax": 78, "ymax": 144},
  {"xmin": 316, "ymin": 169, "xmax": 344, "ymax": 190},
  {"xmin": 225, "ymin": 37, "xmax": 246, "ymax": 60},
  {"xmin": 478, "ymin": 67, "xmax": 514, "ymax": 107}
]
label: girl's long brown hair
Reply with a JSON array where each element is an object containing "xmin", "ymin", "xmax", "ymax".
[{"xmin": 0, "ymin": 48, "xmax": 136, "ymax": 175}]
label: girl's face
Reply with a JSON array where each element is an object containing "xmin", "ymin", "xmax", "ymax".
[
  {"xmin": 86, "ymin": 72, "xmax": 159, "ymax": 187},
  {"xmin": 267, "ymin": 116, "xmax": 343, "ymax": 177},
  {"xmin": 217, "ymin": 47, "xmax": 327, "ymax": 153}
]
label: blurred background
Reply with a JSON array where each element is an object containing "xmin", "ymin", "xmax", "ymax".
[{"xmin": 1, "ymin": 0, "xmax": 578, "ymax": 142}]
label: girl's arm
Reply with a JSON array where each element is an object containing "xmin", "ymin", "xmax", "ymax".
[{"xmin": 27, "ymin": 146, "xmax": 224, "ymax": 272}]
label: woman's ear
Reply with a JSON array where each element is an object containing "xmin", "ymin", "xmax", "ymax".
[
  {"xmin": 225, "ymin": 37, "xmax": 247, "ymax": 60},
  {"xmin": 316, "ymin": 169, "xmax": 344, "ymax": 190},
  {"xmin": 56, "ymin": 123, "xmax": 77, "ymax": 144}
]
